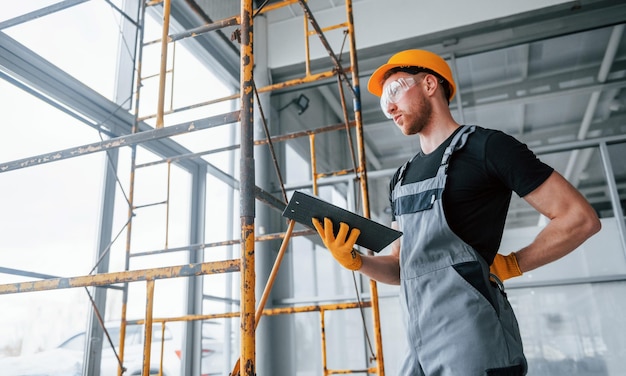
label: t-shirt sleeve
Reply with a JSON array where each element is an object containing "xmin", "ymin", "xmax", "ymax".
[{"xmin": 485, "ymin": 131, "xmax": 554, "ymax": 197}]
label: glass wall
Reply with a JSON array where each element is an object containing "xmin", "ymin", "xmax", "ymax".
[
  {"xmin": 2, "ymin": 1, "xmax": 121, "ymax": 99},
  {"xmin": 0, "ymin": 2, "xmax": 236, "ymax": 375},
  {"xmin": 0, "ymin": 1, "xmax": 117, "ymax": 360}
]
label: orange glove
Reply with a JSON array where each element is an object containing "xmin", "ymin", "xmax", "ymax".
[
  {"xmin": 311, "ymin": 217, "xmax": 362, "ymax": 271},
  {"xmin": 490, "ymin": 253, "xmax": 522, "ymax": 281}
]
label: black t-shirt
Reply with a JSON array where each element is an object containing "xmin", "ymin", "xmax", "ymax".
[{"xmin": 389, "ymin": 126, "xmax": 553, "ymax": 263}]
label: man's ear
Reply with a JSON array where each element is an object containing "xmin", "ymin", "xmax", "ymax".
[
  {"xmin": 423, "ymin": 74, "xmax": 438, "ymax": 96},
  {"xmin": 423, "ymin": 74, "xmax": 446, "ymax": 101}
]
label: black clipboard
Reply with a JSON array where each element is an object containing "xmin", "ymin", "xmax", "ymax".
[{"xmin": 282, "ymin": 191, "xmax": 402, "ymax": 253}]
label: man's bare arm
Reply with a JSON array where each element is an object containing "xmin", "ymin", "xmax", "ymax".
[
  {"xmin": 358, "ymin": 221, "xmax": 402, "ymax": 285},
  {"xmin": 515, "ymin": 171, "xmax": 601, "ymax": 273}
]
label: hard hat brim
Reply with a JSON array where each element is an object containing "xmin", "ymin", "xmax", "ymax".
[{"xmin": 368, "ymin": 63, "xmax": 409, "ymax": 97}]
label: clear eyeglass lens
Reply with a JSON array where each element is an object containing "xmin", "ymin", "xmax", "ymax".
[{"xmin": 380, "ymin": 77, "xmax": 416, "ymax": 119}]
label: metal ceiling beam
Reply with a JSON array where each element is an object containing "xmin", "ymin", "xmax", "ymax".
[
  {"xmin": 459, "ymin": 64, "xmax": 626, "ymax": 111},
  {"xmin": 564, "ymin": 24, "xmax": 624, "ymax": 185}
]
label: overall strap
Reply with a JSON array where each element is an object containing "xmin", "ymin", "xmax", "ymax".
[
  {"xmin": 438, "ymin": 125, "xmax": 476, "ymax": 174},
  {"xmin": 396, "ymin": 153, "xmax": 419, "ymax": 185}
]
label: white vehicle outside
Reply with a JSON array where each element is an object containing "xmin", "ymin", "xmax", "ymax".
[{"xmin": 0, "ymin": 322, "xmax": 182, "ymax": 376}]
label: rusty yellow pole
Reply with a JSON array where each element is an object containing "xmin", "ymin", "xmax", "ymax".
[
  {"xmin": 320, "ymin": 309, "xmax": 328, "ymax": 376},
  {"xmin": 142, "ymin": 279, "xmax": 155, "ymax": 376},
  {"xmin": 239, "ymin": 0, "xmax": 255, "ymax": 375},
  {"xmin": 345, "ymin": 0, "xmax": 385, "ymax": 374},
  {"xmin": 255, "ymin": 220, "xmax": 295, "ymax": 324},
  {"xmin": 230, "ymin": 220, "xmax": 296, "ymax": 375},
  {"xmin": 156, "ymin": 0, "xmax": 171, "ymax": 128},
  {"xmin": 0, "ymin": 260, "xmax": 240, "ymax": 295},
  {"xmin": 303, "ymin": 12, "xmax": 311, "ymax": 76},
  {"xmin": 344, "ymin": 1, "xmax": 367, "ymax": 216}
]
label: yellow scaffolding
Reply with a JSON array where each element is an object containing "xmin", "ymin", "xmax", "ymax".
[{"xmin": 0, "ymin": 1, "xmax": 387, "ymax": 375}]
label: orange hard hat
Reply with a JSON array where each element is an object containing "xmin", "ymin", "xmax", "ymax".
[{"xmin": 367, "ymin": 49, "xmax": 456, "ymax": 101}]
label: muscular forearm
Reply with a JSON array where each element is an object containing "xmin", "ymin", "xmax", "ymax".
[
  {"xmin": 516, "ymin": 213, "xmax": 600, "ymax": 273},
  {"xmin": 516, "ymin": 173, "xmax": 601, "ymax": 273},
  {"xmin": 358, "ymin": 254, "xmax": 401, "ymax": 285}
]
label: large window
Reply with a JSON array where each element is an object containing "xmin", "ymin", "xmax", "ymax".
[
  {"xmin": 0, "ymin": 2, "xmax": 123, "ymax": 363},
  {"xmin": 0, "ymin": 3, "xmax": 235, "ymax": 375}
]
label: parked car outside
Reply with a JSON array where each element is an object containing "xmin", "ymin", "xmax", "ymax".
[
  {"xmin": 200, "ymin": 336, "xmax": 224, "ymax": 376},
  {"xmin": 0, "ymin": 322, "xmax": 181, "ymax": 376}
]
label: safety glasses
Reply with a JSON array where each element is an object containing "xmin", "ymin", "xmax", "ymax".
[{"xmin": 380, "ymin": 76, "xmax": 417, "ymax": 119}]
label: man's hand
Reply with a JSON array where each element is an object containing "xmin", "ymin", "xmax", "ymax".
[
  {"xmin": 312, "ymin": 217, "xmax": 362, "ymax": 271},
  {"xmin": 490, "ymin": 253, "xmax": 522, "ymax": 281}
]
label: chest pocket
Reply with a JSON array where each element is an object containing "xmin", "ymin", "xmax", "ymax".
[{"xmin": 393, "ymin": 188, "xmax": 442, "ymax": 216}]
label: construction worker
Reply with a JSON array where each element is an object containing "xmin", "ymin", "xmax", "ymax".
[{"xmin": 312, "ymin": 49, "xmax": 601, "ymax": 375}]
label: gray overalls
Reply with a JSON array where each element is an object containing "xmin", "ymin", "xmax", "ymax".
[{"xmin": 391, "ymin": 125, "xmax": 527, "ymax": 376}]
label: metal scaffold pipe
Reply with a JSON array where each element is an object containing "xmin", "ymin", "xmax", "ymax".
[
  {"xmin": 156, "ymin": 0, "xmax": 172, "ymax": 128},
  {"xmin": 344, "ymin": 0, "xmax": 385, "ymax": 373},
  {"xmin": 239, "ymin": 0, "xmax": 256, "ymax": 375}
]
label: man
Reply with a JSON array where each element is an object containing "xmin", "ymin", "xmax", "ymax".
[{"xmin": 312, "ymin": 49, "xmax": 601, "ymax": 375}]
